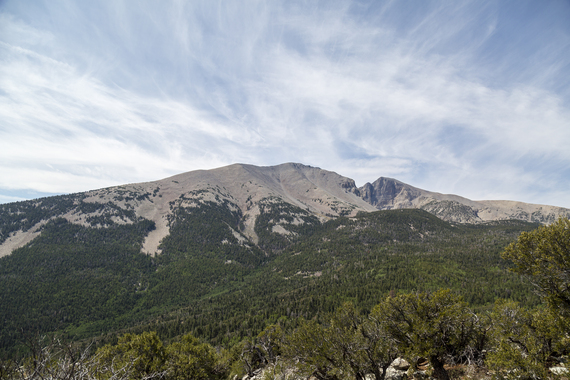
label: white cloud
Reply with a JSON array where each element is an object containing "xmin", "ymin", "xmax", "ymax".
[
  {"xmin": 0, "ymin": 0, "xmax": 569, "ymax": 208},
  {"xmin": 0, "ymin": 36, "xmax": 242, "ymax": 191}
]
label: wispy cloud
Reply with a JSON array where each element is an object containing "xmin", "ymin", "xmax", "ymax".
[{"xmin": 1, "ymin": 0, "xmax": 569, "ymax": 207}]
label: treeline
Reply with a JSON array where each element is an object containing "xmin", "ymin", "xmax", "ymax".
[
  {"xmin": 254, "ymin": 197, "xmax": 321, "ymax": 251},
  {"xmin": 0, "ymin": 194, "xmax": 80, "ymax": 245},
  {"xmin": 0, "ymin": 193, "xmax": 148, "ymax": 245}
]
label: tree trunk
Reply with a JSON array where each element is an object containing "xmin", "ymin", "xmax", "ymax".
[
  {"xmin": 379, "ymin": 363, "xmax": 391, "ymax": 380},
  {"xmin": 430, "ymin": 356, "xmax": 449, "ymax": 380}
]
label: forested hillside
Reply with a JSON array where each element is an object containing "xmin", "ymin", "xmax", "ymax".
[
  {"xmin": 138, "ymin": 209, "xmax": 541, "ymax": 349},
  {"xmin": 0, "ymin": 196, "xmax": 540, "ymax": 358}
]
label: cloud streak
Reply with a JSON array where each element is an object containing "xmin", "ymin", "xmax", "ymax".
[{"xmin": 1, "ymin": 0, "xmax": 569, "ymax": 207}]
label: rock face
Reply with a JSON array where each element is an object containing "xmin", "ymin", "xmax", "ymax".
[
  {"xmin": 383, "ymin": 358, "xmax": 411, "ymax": 380},
  {"xmin": 361, "ymin": 178, "xmax": 424, "ymax": 209},
  {"xmin": 359, "ymin": 177, "xmax": 570, "ymax": 225},
  {"xmin": 391, "ymin": 357, "xmax": 411, "ymax": 371},
  {"xmin": 1, "ymin": 162, "xmax": 569, "ymax": 257}
]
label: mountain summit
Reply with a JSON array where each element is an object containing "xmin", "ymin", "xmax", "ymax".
[
  {"xmin": 360, "ymin": 175, "xmax": 568, "ymax": 224},
  {"xmin": 1, "ymin": 162, "xmax": 568, "ymax": 258}
]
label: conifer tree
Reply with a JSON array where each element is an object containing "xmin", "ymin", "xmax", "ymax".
[
  {"xmin": 502, "ymin": 217, "xmax": 570, "ymax": 319},
  {"xmin": 371, "ymin": 289, "xmax": 477, "ymax": 380}
]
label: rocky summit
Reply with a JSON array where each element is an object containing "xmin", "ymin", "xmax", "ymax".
[{"xmin": 1, "ymin": 162, "xmax": 568, "ymax": 258}]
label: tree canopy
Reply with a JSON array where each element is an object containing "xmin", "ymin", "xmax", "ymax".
[
  {"xmin": 370, "ymin": 289, "xmax": 479, "ymax": 380},
  {"xmin": 502, "ymin": 217, "xmax": 570, "ymax": 318},
  {"xmin": 487, "ymin": 300, "xmax": 569, "ymax": 379}
]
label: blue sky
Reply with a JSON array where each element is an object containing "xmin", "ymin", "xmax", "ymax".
[{"xmin": 1, "ymin": 0, "xmax": 569, "ymax": 208}]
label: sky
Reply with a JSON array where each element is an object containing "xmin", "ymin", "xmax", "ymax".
[{"xmin": 1, "ymin": 0, "xmax": 570, "ymax": 208}]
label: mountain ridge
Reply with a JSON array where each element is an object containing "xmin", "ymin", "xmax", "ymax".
[{"xmin": 0, "ymin": 162, "xmax": 568, "ymax": 258}]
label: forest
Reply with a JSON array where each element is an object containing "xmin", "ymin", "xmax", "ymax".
[{"xmin": 0, "ymin": 195, "xmax": 568, "ymax": 378}]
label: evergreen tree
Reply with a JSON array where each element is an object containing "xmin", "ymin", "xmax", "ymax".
[
  {"xmin": 487, "ymin": 300, "xmax": 569, "ymax": 379},
  {"xmin": 502, "ymin": 217, "xmax": 570, "ymax": 319},
  {"xmin": 370, "ymin": 289, "xmax": 478, "ymax": 380}
]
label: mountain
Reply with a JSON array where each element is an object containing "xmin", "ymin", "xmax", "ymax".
[
  {"xmin": 1, "ymin": 163, "xmax": 567, "ymax": 258},
  {"xmin": 360, "ymin": 176, "xmax": 569, "ymax": 224},
  {"xmin": 0, "ymin": 162, "xmax": 567, "ymax": 355}
]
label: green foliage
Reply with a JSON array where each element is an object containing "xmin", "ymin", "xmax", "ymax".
[
  {"xmin": 254, "ymin": 197, "xmax": 321, "ymax": 252},
  {"xmin": 487, "ymin": 300, "xmax": 569, "ymax": 379},
  {"xmin": 502, "ymin": 217, "xmax": 570, "ymax": 318},
  {"xmin": 160, "ymin": 199, "xmax": 263, "ymax": 267},
  {"xmin": 325, "ymin": 302, "xmax": 398, "ymax": 380},
  {"xmin": 283, "ymin": 318, "xmax": 341, "ymax": 380},
  {"xmin": 5, "ymin": 191, "xmax": 557, "ymax": 377},
  {"xmin": 0, "ymin": 194, "xmax": 80, "ymax": 244},
  {"xmin": 0, "ymin": 218, "xmax": 156, "ymax": 356},
  {"xmin": 361, "ymin": 305, "xmax": 405, "ymax": 379},
  {"xmin": 94, "ymin": 332, "xmax": 228, "ymax": 380},
  {"xmin": 256, "ymin": 324, "xmax": 284, "ymax": 366},
  {"xmin": 112, "ymin": 210, "xmax": 539, "ymax": 351},
  {"xmin": 166, "ymin": 333, "xmax": 225, "ymax": 380},
  {"xmin": 282, "ymin": 303, "xmax": 398, "ymax": 380},
  {"xmin": 0, "ymin": 200, "xmax": 542, "ymax": 357},
  {"xmin": 95, "ymin": 331, "xmax": 167, "ymax": 379},
  {"xmin": 0, "ymin": 194, "xmax": 148, "ymax": 246},
  {"xmin": 3, "ymin": 297, "xmax": 568, "ymax": 379},
  {"xmin": 140, "ymin": 199, "xmax": 266, "ymax": 316},
  {"xmin": 227, "ymin": 324, "xmax": 286, "ymax": 379},
  {"xmin": 371, "ymin": 289, "xmax": 479, "ymax": 380}
]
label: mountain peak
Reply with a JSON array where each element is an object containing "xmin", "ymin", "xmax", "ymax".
[{"xmin": 1, "ymin": 162, "xmax": 569, "ymax": 258}]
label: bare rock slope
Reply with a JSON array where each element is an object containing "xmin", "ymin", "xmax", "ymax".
[
  {"xmin": 1, "ymin": 163, "xmax": 568, "ymax": 258},
  {"xmin": 360, "ymin": 176, "xmax": 570, "ymax": 224},
  {"xmin": 66, "ymin": 163, "xmax": 376, "ymax": 255}
]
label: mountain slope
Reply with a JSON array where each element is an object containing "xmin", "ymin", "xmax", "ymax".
[
  {"xmin": 1, "ymin": 163, "xmax": 375, "ymax": 257},
  {"xmin": 1, "ymin": 163, "xmax": 569, "ymax": 259},
  {"xmin": 1, "ymin": 162, "xmax": 563, "ymax": 355},
  {"xmin": 360, "ymin": 176, "xmax": 569, "ymax": 224},
  {"xmin": 0, "ymin": 208, "xmax": 542, "ymax": 355}
]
